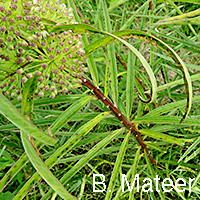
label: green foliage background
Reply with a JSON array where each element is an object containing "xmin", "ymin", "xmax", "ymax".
[{"xmin": 0, "ymin": 0, "xmax": 200, "ymax": 199}]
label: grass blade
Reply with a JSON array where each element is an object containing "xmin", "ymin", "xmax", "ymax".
[
  {"xmin": 14, "ymin": 112, "xmax": 110, "ymax": 199},
  {"xmin": 41, "ymin": 128, "xmax": 125, "ymax": 199},
  {"xmin": 179, "ymin": 136, "xmax": 200, "ymax": 163},
  {"xmin": 105, "ymin": 131, "xmax": 130, "ymax": 200},
  {"xmin": 0, "ymin": 93, "xmax": 57, "ymax": 146},
  {"xmin": 20, "ymin": 131, "xmax": 76, "ymax": 200},
  {"xmin": 49, "ymin": 95, "xmax": 93, "ymax": 134},
  {"xmin": 139, "ymin": 129, "xmax": 185, "ymax": 146},
  {"xmin": 102, "ymin": 0, "xmax": 118, "ymax": 105}
]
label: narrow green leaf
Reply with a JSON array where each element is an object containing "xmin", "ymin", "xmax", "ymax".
[
  {"xmin": 132, "ymin": 116, "xmax": 200, "ymax": 126},
  {"xmin": 179, "ymin": 136, "xmax": 200, "ymax": 163},
  {"xmin": 0, "ymin": 153, "xmax": 29, "ymax": 192},
  {"xmin": 14, "ymin": 112, "xmax": 110, "ymax": 199},
  {"xmin": 108, "ymin": 0, "xmax": 128, "ymax": 12},
  {"xmin": 113, "ymin": 147, "xmax": 141, "ymax": 200},
  {"xmin": 83, "ymin": 28, "xmax": 192, "ymax": 122},
  {"xmin": 0, "ymin": 93, "xmax": 57, "ymax": 146},
  {"xmin": 120, "ymin": 0, "xmax": 152, "ymax": 30},
  {"xmin": 144, "ymin": 152, "xmax": 165, "ymax": 200},
  {"xmin": 139, "ymin": 129, "xmax": 185, "ymax": 146},
  {"xmin": 126, "ymin": 49, "xmax": 134, "ymax": 119},
  {"xmin": 41, "ymin": 128, "xmax": 125, "ymax": 199},
  {"xmin": 20, "ymin": 131, "xmax": 76, "ymax": 200},
  {"xmin": 154, "ymin": 8, "xmax": 200, "ymax": 25},
  {"xmin": 49, "ymin": 95, "xmax": 93, "ymax": 134},
  {"xmin": 105, "ymin": 131, "xmax": 130, "ymax": 200},
  {"xmin": 145, "ymin": 95, "xmax": 200, "ymax": 117},
  {"xmin": 102, "ymin": 0, "xmax": 118, "ymax": 105}
]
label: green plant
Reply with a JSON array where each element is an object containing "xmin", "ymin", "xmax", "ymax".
[{"xmin": 0, "ymin": 0, "xmax": 199, "ymax": 199}]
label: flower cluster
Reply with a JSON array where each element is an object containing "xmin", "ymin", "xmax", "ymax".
[{"xmin": 0, "ymin": 0, "xmax": 88, "ymax": 100}]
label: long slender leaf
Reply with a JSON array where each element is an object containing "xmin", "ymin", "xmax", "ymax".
[
  {"xmin": 105, "ymin": 131, "xmax": 130, "ymax": 200},
  {"xmin": 14, "ymin": 112, "xmax": 110, "ymax": 199},
  {"xmin": 41, "ymin": 128, "xmax": 125, "ymax": 199},
  {"xmin": 102, "ymin": 0, "xmax": 118, "ymax": 105},
  {"xmin": 139, "ymin": 129, "xmax": 185, "ymax": 146},
  {"xmin": 132, "ymin": 116, "xmax": 200, "ymax": 126},
  {"xmin": 179, "ymin": 136, "xmax": 200, "ymax": 163},
  {"xmin": 0, "ymin": 93, "xmax": 57, "ymax": 146},
  {"xmin": 20, "ymin": 131, "xmax": 76, "ymax": 200},
  {"xmin": 49, "ymin": 95, "xmax": 93, "ymax": 134}
]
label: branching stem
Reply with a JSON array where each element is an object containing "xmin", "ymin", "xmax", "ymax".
[{"xmin": 80, "ymin": 77, "xmax": 164, "ymax": 169}]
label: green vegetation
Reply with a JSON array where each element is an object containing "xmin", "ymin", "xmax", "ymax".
[{"xmin": 0, "ymin": 0, "xmax": 200, "ymax": 199}]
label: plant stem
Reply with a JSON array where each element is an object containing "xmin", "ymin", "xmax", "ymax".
[{"xmin": 80, "ymin": 77, "xmax": 164, "ymax": 168}]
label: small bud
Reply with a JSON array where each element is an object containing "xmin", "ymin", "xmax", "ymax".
[
  {"xmin": 0, "ymin": 6, "xmax": 5, "ymax": 12},
  {"xmin": 35, "ymin": 71, "xmax": 41, "ymax": 76},
  {"xmin": 56, "ymin": 49, "xmax": 61, "ymax": 54},
  {"xmin": 17, "ymin": 95, "xmax": 22, "ymax": 101},
  {"xmin": 7, "ymin": 10, "xmax": 12, "ymax": 15},
  {"xmin": 38, "ymin": 77, "xmax": 43, "ymax": 82},
  {"xmin": 38, "ymin": 91, "xmax": 44, "ymax": 97},
  {"xmin": 60, "ymin": 80, "xmax": 64, "ymax": 84},
  {"xmin": 11, "ymin": 4, "xmax": 17, "ymax": 10},
  {"xmin": 59, "ymin": 65, "xmax": 64, "ymax": 70},
  {"xmin": 50, "ymin": 92, "xmax": 56, "ymax": 99},
  {"xmin": 53, "ymin": 78, "xmax": 58, "ymax": 83},
  {"xmin": 39, "ymin": 55, "xmax": 43, "ymax": 60},
  {"xmin": 58, "ymin": 74, "xmax": 63, "ymax": 78},
  {"xmin": 16, "ymin": 69, "xmax": 23, "ymax": 74},
  {"xmin": 15, "ymin": 31, "xmax": 21, "ymax": 36},
  {"xmin": 39, "ymin": 84, "xmax": 44, "ymax": 90},
  {"xmin": 24, "ymin": 16, "xmax": 31, "ymax": 21},
  {"xmin": 49, "ymin": 55, "xmax": 54, "ymax": 59},
  {"xmin": 5, "ymin": 56, "xmax": 10, "ymax": 61},
  {"xmin": 7, "ymin": 37, "xmax": 12, "ymax": 42},
  {"xmin": 64, "ymin": 48, "xmax": 68, "ymax": 52},
  {"xmin": 26, "ymin": 73, "xmax": 32, "ymax": 79},
  {"xmin": 31, "ymin": 43, "xmax": 37, "ymax": 48},
  {"xmin": 45, "ymin": 86, "xmax": 49, "ymax": 91},
  {"xmin": 53, "ymin": 69, "xmax": 58, "ymax": 74},
  {"xmin": 26, "ymin": 56, "xmax": 33, "ymax": 61},
  {"xmin": 24, "ymin": 9, "xmax": 30, "ymax": 15},
  {"xmin": 0, "ymin": 26, "xmax": 6, "ymax": 32},
  {"xmin": 51, "ymin": 86, "xmax": 56, "ymax": 92},
  {"xmin": 59, "ymin": 42, "xmax": 64, "ymax": 46},
  {"xmin": 19, "ymin": 57, "xmax": 25, "ymax": 63},
  {"xmin": 48, "ymin": 48, "xmax": 53, "ymax": 52},
  {"xmin": 9, "ymin": 26, "xmax": 14, "ymax": 31},
  {"xmin": 18, "ymin": 48, "xmax": 25, "ymax": 53},
  {"xmin": 42, "ymin": 63, "xmax": 47, "ymax": 68},
  {"xmin": 71, "ymin": 66, "xmax": 75, "ymax": 70},
  {"xmin": 68, "ymin": 40, "xmax": 72, "ymax": 45},
  {"xmin": 21, "ymin": 77, "xmax": 27, "ymax": 83},
  {"xmin": 50, "ymin": 32, "xmax": 55, "ymax": 37}
]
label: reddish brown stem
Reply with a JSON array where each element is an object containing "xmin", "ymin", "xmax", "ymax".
[
  {"xmin": 73, "ymin": 2, "xmax": 89, "ymax": 24},
  {"xmin": 5, "ymin": 62, "xmax": 31, "ymax": 79},
  {"xmin": 80, "ymin": 77, "xmax": 164, "ymax": 169}
]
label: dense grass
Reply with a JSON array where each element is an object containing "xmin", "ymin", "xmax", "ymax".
[{"xmin": 0, "ymin": 0, "xmax": 200, "ymax": 199}]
